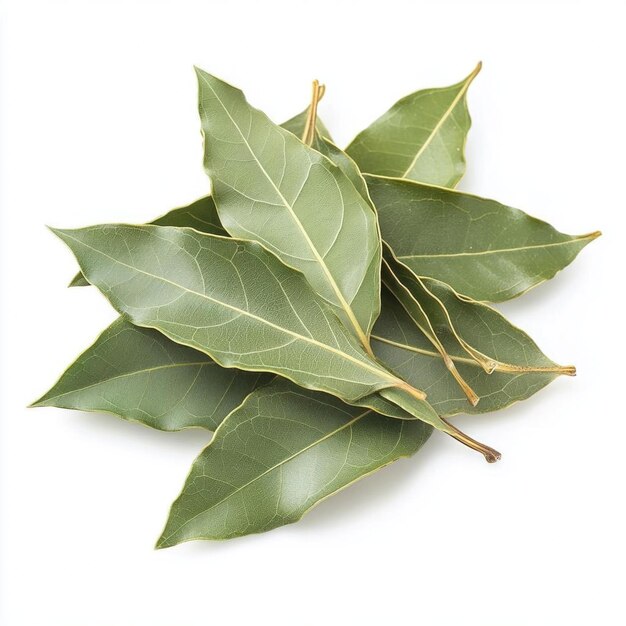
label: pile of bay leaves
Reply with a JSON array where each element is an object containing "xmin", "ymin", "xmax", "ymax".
[{"xmin": 33, "ymin": 64, "xmax": 599, "ymax": 547}]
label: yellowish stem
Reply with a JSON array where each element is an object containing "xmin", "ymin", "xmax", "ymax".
[{"xmin": 301, "ymin": 79, "xmax": 325, "ymax": 146}]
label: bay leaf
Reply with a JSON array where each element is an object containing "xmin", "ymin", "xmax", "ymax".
[
  {"xmin": 69, "ymin": 103, "xmax": 328, "ymax": 287},
  {"xmin": 372, "ymin": 281, "xmax": 573, "ymax": 416},
  {"xmin": 53, "ymin": 224, "xmax": 499, "ymax": 460},
  {"xmin": 381, "ymin": 252, "xmax": 479, "ymax": 406},
  {"xmin": 367, "ymin": 175, "xmax": 600, "ymax": 302},
  {"xmin": 156, "ymin": 378, "xmax": 431, "ymax": 546},
  {"xmin": 195, "ymin": 68, "xmax": 382, "ymax": 349},
  {"xmin": 53, "ymin": 225, "xmax": 394, "ymax": 401},
  {"xmin": 346, "ymin": 64, "xmax": 481, "ymax": 187},
  {"xmin": 31, "ymin": 317, "xmax": 269, "ymax": 431}
]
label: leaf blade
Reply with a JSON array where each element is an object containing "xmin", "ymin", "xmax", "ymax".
[
  {"xmin": 53, "ymin": 224, "xmax": 400, "ymax": 402},
  {"xmin": 195, "ymin": 68, "xmax": 382, "ymax": 345},
  {"xmin": 157, "ymin": 378, "xmax": 431, "ymax": 546},
  {"xmin": 31, "ymin": 317, "xmax": 269, "ymax": 431},
  {"xmin": 346, "ymin": 64, "xmax": 480, "ymax": 186},
  {"xmin": 367, "ymin": 175, "xmax": 599, "ymax": 302},
  {"xmin": 372, "ymin": 278, "xmax": 572, "ymax": 417}
]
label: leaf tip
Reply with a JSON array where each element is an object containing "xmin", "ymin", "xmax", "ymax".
[
  {"xmin": 468, "ymin": 61, "xmax": 483, "ymax": 82},
  {"xmin": 47, "ymin": 225, "xmax": 70, "ymax": 241}
]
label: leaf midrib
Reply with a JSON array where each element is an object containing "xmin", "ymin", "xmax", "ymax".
[
  {"xmin": 401, "ymin": 76, "xmax": 472, "ymax": 178},
  {"xmin": 36, "ymin": 361, "xmax": 211, "ymax": 403},
  {"xmin": 198, "ymin": 73, "xmax": 371, "ymax": 349},
  {"xmin": 398, "ymin": 235, "xmax": 596, "ymax": 259},
  {"xmin": 63, "ymin": 230, "xmax": 395, "ymax": 383}
]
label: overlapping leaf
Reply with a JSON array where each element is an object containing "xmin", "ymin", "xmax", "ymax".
[
  {"xmin": 372, "ymin": 280, "xmax": 573, "ymax": 416},
  {"xmin": 53, "ymin": 223, "xmax": 499, "ymax": 459},
  {"xmin": 196, "ymin": 69, "xmax": 382, "ymax": 347},
  {"xmin": 33, "ymin": 66, "xmax": 600, "ymax": 546},
  {"xmin": 31, "ymin": 317, "xmax": 269, "ymax": 431},
  {"xmin": 157, "ymin": 378, "xmax": 431, "ymax": 547},
  {"xmin": 368, "ymin": 175, "xmax": 599, "ymax": 302},
  {"xmin": 381, "ymin": 253, "xmax": 479, "ymax": 406},
  {"xmin": 346, "ymin": 64, "xmax": 480, "ymax": 186},
  {"xmin": 54, "ymin": 225, "xmax": 395, "ymax": 401}
]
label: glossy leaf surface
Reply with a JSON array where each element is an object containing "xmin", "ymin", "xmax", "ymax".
[
  {"xmin": 346, "ymin": 64, "xmax": 480, "ymax": 186},
  {"xmin": 368, "ymin": 175, "xmax": 599, "ymax": 302},
  {"xmin": 196, "ymin": 68, "xmax": 382, "ymax": 345},
  {"xmin": 157, "ymin": 379, "xmax": 431, "ymax": 546},
  {"xmin": 32, "ymin": 317, "xmax": 269, "ymax": 431}
]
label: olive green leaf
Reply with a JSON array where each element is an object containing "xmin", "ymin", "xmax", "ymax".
[
  {"xmin": 69, "ymin": 104, "xmax": 330, "ymax": 287},
  {"xmin": 381, "ymin": 252, "xmax": 479, "ymax": 406},
  {"xmin": 346, "ymin": 64, "xmax": 481, "ymax": 187},
  {"xmin": 31, "ymin": 317, "xmax": 270, "ymax": 431},
  {"xmin": 53, "ymin": 224, "xmax": 499, "ymax": 460},
  {"xmin": 69, "ymin": 197, "xmax": 226, "ymax": 287},
  {"xmin": 367, "ymin": 175, "xmax": 600, "ymax": 302},
  {"xmin": 156, "ymin": 378, "xmax": 431, "ymax": 546},
  {"xmin": 53, "ymin": 225, "xmax": 394, "ymax": 401},
  {"xmin": 372, "ymin": 278, "xmax": 574, "ymax": 417},
  {"xmin": 195, "ymin": 68, "xmax": 382, "ymax": 350}
]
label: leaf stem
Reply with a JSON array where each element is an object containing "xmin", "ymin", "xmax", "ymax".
[
  {"xmin": 397, "ymin": 381, "xmax": 427, "ymax": 401},
  {"xmin": 381, "ymin": 256, "xmax": 479, "ymax": 405},
  {"xmin": 440, "ymin": 417, "xmax": 501, "ymax": 463},
  {"xmin": 301, "ymin": 80, "xmax": 325, "ymax": 146}
]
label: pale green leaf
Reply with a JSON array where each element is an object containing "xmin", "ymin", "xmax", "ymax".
[
  {"xmin": 346, "ymin": 64, "xmax": 480, "ymax": 186},
  {"xmin": 368, "ymin": 175, "xmax": 600, "ymax": 302},
  {"xmin": 53, "ymin": 224, "xmax": 396, "ymax": 401},
  {"xmin": 53, "ymin": 224, "xmax": 499, "ymax": 459},
  {"xmin": 372, "ymin": 278, "xmax": 573, "ymax": 416},
  {"xmin": 157, "ymin": 378, "xmax": 431, "ymax": 546},
  {"xmin": 195, "ymin": 68, "xmax": 382, "ymax": 347},
  {"xmin": 31, "ymin": 317, "xmax": 269, "ymax": 431}
]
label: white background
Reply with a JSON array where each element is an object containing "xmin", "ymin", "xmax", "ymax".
[{"xmin": 1, "ymin": 0, "xmax": 625, "ymax": 624}]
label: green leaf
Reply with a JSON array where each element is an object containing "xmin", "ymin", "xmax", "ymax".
[
  {"xmin": 31, "ymin": 317, "xmax": 269, "ymax": 431},
  {"xmin": 346, "ymin": 64, "xmax": 481, "ymax": 186},
  {"xmin": 381, "ymin": 251, "xmax": 479, "ymax": 406},
  {"xmin": 53, "ymin": 224, "xmax": 499, "ymax": 460},
  {"xmin": 69, "ymin": 106, "xmax": 328, "ymax": 287},
  {"xmin": 69, "ymin": 196, "xmax": 226, "ymax": 287},
  {"xmin": 156, "ymin": 378, "xmax": 431, "ymax": 546},
  {"xmin": 367, "ymin": 175, "xmax": 600, "ymax": 302},
  {"xmin": 372, "ymin": 277, "xmax": 574, "ymax": 417},
  {"xmin": 53, "ymin": 224, "xmax": 397, "ymax": 401},
  {"xmin": 195, "ymin": 68, "xmax": 382, "ymax": 349}
]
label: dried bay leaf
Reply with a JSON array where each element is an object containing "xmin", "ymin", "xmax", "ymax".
[
  {"xmin": 53, "ymin": 224, "xmax": 499, "ymax": 460},
  {"xmin": 31, "ymin": 317, "xmax": 269, "ymax": 431},
  {"xmin": 195, "ymin": 69, "xmax": 382, "ymax": 350},
  {"xmin": 157, "ymin": 378, "xmax": 431, "ymax": 546},
  {"xmin": 368, "ymin": 175, "xmax": 599, "ymax": 302},
  {"xmin": 346, "ymin": 64, "xmax": 480, "ymax": 186},
  {"xmin": 372, "ymin": 282, "xmax": 573, "ymax": 416}
]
